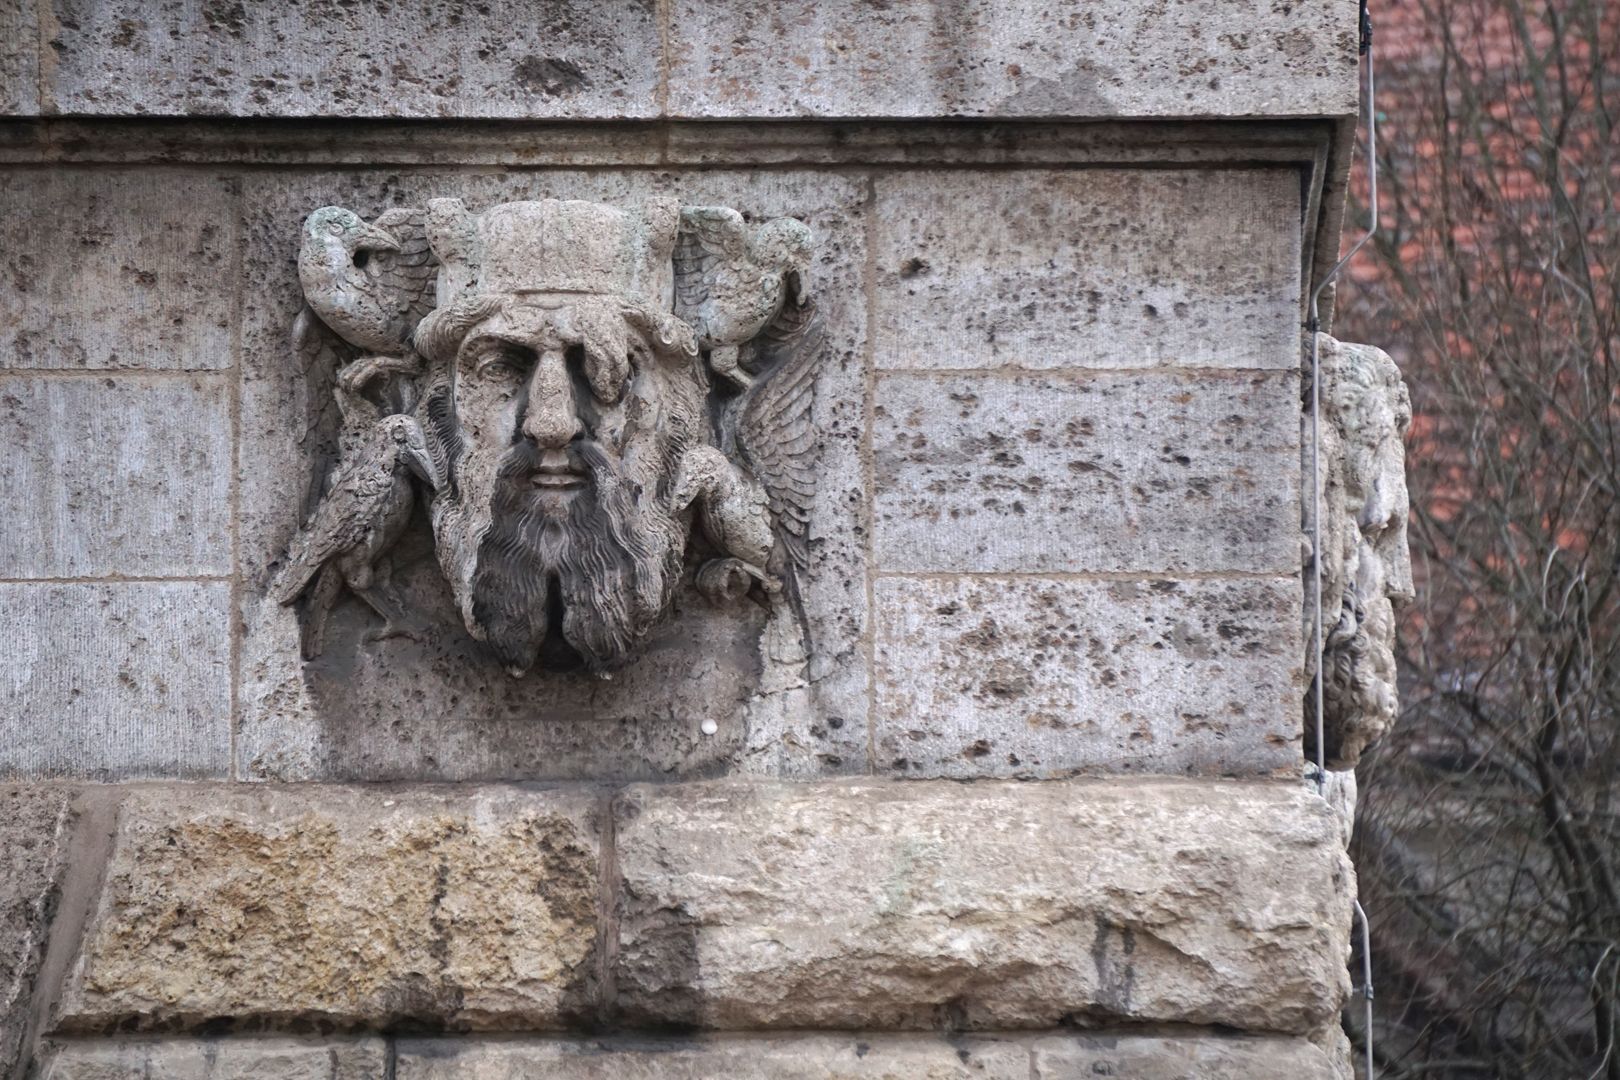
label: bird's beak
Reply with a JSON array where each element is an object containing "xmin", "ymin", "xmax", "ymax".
[{"xmin": 358, "ymin": 223, "xmax": 402, "ymax": 254}]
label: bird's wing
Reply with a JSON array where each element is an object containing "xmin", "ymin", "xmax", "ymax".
[
  {"xmin": 271, "ymin": 432, "xmax": 396, "ymax": 604},
  {"xmin": 370, "ymin": 207, "xmax": 439, "ymax": 342},
  {"xmin": 734, "ymin": 299, "xmax": 826, "ymax": 571},
  {"xmin": 673, "ymin": 206, "xmax": 749, "ymax": 336}
]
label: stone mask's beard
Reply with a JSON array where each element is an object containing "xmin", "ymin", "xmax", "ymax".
[{"xmin": 467, "ymin": 441, "xmax": 678, "ymax": 674}]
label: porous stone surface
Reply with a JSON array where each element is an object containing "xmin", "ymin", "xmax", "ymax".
[
  {"xmin": 41, "ymin": 0, "xmax": 660, "ymax": 119},
  {"xmin": 398, "ymin": 1035, "xmax": 1030, "ymax": 1078},
  {"xmin": 39, "ymin": 1038, "xmax": 387, "ymax": 1079},
  {"xmin": 1029, "ymin": 1034, "xmax": 1338, "ymax": 1078},
  {"xmin": 872, "ymin": 371, "xmax": 1299, "ymax": 574},
  {"xmin": 0, "ymin": 376, "xmax": 232, "ymax": 578},
  {"xmin": 613, "ymin": 778, "xmax": 1352, "ymax": 1033},
  {"xmin": 55, "ymin": 786, "xmax": 602, "ymax": 1032},
  {"xmin": 0, "ymin": 583, "xmax": 231, "ymax": 779},
  {"xmin": 873, "ymin": 576, "xmax": 1302, "ymax": 777},
  {"xmin": 666, "ymin": 0, "xmax": 1359, "ymax": 119},
  {"xmin": 873, "ymin": 169, "xmax": 1300, "ymax": 371},
  {"xmin": 0, "ymin": 170, "xmax": 236, "ymax": 370},
  {"xmin": 235, "ymin": 170, "xmax": 870, "ymax": 782},
  {"xmin": 0, "ymin": 787, "xmax": 77, "ymax": 1075},
  {"xmin": 0, "ymin": 3, "xmax": 38, "ymax": 116}
]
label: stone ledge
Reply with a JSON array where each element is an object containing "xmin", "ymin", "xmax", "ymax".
[
  {"xmin": 43, "ymin": 779, "xmax": 1350, "ymax": 1038},
  {"xmin": 614, "ymin": 778, "xmax": 1352, "ymax": 1035},
  {"xmin": 53, "ymin": 786, "xmax": 604, "ymax": 1033}
]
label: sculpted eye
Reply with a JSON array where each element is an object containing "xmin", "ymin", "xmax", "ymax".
[{"xmin": 473, "ymin": 344, "xmax": 535, "ymax": 384}]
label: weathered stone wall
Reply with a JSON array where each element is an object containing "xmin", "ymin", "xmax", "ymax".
[{"xmin": 1, "ymin": 1, "xmax": 1363, "ymax": 1075}]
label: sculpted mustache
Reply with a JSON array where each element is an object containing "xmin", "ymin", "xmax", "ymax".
[{"xmin": 494, "ymin": 440, "xmax": 616, "ymax": 479}]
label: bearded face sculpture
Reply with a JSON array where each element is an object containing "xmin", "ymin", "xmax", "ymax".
[
  {"xmin": 275, "ymin": 196, "xmax": 820, "ymax": 675},
  {"xmin": 1307, "ymin": 334, "xmax": 1415, "ymax": 769}
]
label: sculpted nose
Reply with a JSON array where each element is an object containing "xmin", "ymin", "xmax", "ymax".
[{"xmin": 522, "ymin": 348, "xmax": 583, "ymax": 449}]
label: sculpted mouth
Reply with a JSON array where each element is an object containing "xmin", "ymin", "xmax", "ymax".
[{"xmin": 529, "ymin": 449, "xmax": 588, "ymax": 490}]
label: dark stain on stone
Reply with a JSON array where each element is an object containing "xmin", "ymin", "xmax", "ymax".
[{"xmin": 515, "ymin": 56, "xmax": 590, "ymax": 96}]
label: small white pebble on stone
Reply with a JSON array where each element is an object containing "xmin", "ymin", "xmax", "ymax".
[{"xmin": 700, "ymin": 719, "xmax": 719, "ymax": 736}]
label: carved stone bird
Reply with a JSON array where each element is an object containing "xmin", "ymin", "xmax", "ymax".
[
  {"xmin": 298, "ymin": 206, "xmax": 440, "ymax": 389},
  {"xmin": 673, "ymin": 207, "xmax": 813, "ymax": 389},
  {"xmin": 272, "ymin": 413, "xmax": 438, "ymax": 660},
  {"xmin": 670, "ymin": 445, "xmax": 781, "ymax": 594}
]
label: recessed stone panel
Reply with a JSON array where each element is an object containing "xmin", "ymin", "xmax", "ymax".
[
  {"xmin": 0, "ymin": 375, "xmax": 232, "ymax": 578},
  {"xmin": 44, "ymin": 0, "xmax": 661, "ymax": 119},
  {"xmin": 872, "ymin": 370, "xmax": 1299, "ymax": 574},
  {"xmin": 56, "ymin": 786, "xmax": 602, "ymax": 1033},
  {"xmin": 667, "ymin": 0, "xmax": 1359, "ymax": 119},
  {"xmin": 234, "ymin": 170, "xmax": 870, "ymax": 781},
  {"xmin": 874, "ymin": 170, "xmax": 1301, "ymax": 371},
  {"xmin": 0, "ymin": 583, "xmax": 230, "ymax": 780},
  {"xmin": 39, "ymin": 1038, "xmax": 387, "ymax": 1079},
  {"xmin": 874, "ymin": 575, "xmax": 1302, "ymax": 778},
  {"xmin": 398, "ymin": 1035, "xmax": 1030, "ymax": 1079},
  {"xmin": 0, "ymin": 171, "xmax": 236, "ymax": 370},
  {"xmin": 613, "ymin": 778, "xmax": 1351, "ymax": 1034}
]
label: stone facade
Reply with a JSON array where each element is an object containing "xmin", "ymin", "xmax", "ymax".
[{"xmin": 1, "ymin": 1, "xmax": 1380, "ymax": 1076}]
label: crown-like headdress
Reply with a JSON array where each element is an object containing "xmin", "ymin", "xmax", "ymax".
[{"xmin": 425, "ymin": 196, "xmax": 678, "ymax": 310}]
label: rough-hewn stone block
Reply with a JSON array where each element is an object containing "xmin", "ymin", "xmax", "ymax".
[
  {"xmin": 0, "ymin": 171, "xmax": 236, "ymax": 370},
  {"xmin": 398, "ymin": 1035, "xmax": 1030, "ymax": 1078},
  {"xmin": 614, "ymin": 778, "xmax": 1351, "ymax": 1034},
  {"xmin": 234, "ymin": 169, "xmax": 870, "ymax": 782},
  {"xmin": 874, "ymin": 170, "xmax": 1300, "ymax": 371},
  {"xmin": 55, "ymin": 786, "xmax": 602, "ymax": 1032},
  {"xmin": 874, "ymin": 576, "xmax": 1302, "ymax": 777},
  {"xmin": 1, "ymin": 787, "xmax": 77, "ymax": 1075},
  {"xmin": 667, "ymin": 0, "xmax": 1359, "ymax": 119},
  {"xmin": 39, "ymin": 1038, "xmax": 387, "ymax": 1079},
  {"xmin": 873, "ymin": 371, "xmax": 1299, "ymax": 574},
  {"xmin": 0, "ymin": 376, "xmax": 232, "ymax": 577},
  {"xmin": 1029, "ymin": 1034, "xmax": 1338, "ymax": 1078},
  {"xmin": 0, "ymin": 583, "xmax": 230, "ymax": 779},
  {"xmin": 44, "ymin": 0, "xmax": 660, "ymax": 119}
]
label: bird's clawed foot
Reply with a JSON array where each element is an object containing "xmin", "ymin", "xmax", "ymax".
[
  {"xmin": 362, "ymin": 618, "xmax": 431, "ymax": 647},
  {"xmin": 338, "ymin": 354, "xmax": 423, "ymax": 396},
  {"xmin": 696, "ymin": 557, "xmax": 780, "ymax": 606},
  {"xmin": 707, "ymin": 344, "xmax": 754, "ymax": 390}
]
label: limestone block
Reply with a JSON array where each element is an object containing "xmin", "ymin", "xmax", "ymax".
[
  {"xmin": 666, "ymin": 0, "xmax": 1359, "ymax": 119},
  {"xmin": 0, "ymin": 3, "xmax": 38, "ymax": 114},
  {"xmin": 40, "ymin": 1038, "xmax": 387, "ymax": 1079},
  {"xmin": 234, "ymin": 170, "xmax": 870, "ymax": 781},
  {"xmin": 873, "ymin": 576, "xmax": 1302, "ymax": 777},
  {"xmin": 873, "ymin": 170, "xmax": 1300, "ymax": 371},
  {"xmin": 44, "ymin": 0, "xmax": 660, "ymax": 119},
  {"xmin": 1030, "ymin": 1034, "xmax": 1338, "ymax": 1078},
  {"xmin": 0, "ymin": 171, "xmax": 236, "ymax": 370},
  {"xmin": 614, "ymin": 778, "xmax": 1352, "ymax": 1034},
  {"xmin": 0, "ymin": 787, "xmax": 77, "ymax": 1075},
  {"xmin": 398, "ymin": 1035, "xmax": 1030, "ymax": 1078},
  {"xmin": 55, "ymin": 786, "xmax": 602, "ymax": 1032},
  {"xmin": 873, "ymin": 371, "xmax": 1299, "ymax": 574},
  {"xmin": 0, "ymin": 583, "xmax": 230, "ymax": 779},
  {"xmin": 0, "ymin": 376, "xmax": 232, "ymax": 577}
]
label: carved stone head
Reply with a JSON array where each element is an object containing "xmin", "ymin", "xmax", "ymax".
[
  {"xmin": 1310, "ymin": 334, "xmax": 1415, "ymax": 768},
  {"xmin": 280, "ymin": 196, "xmax": 821, "ymax": 676}
]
